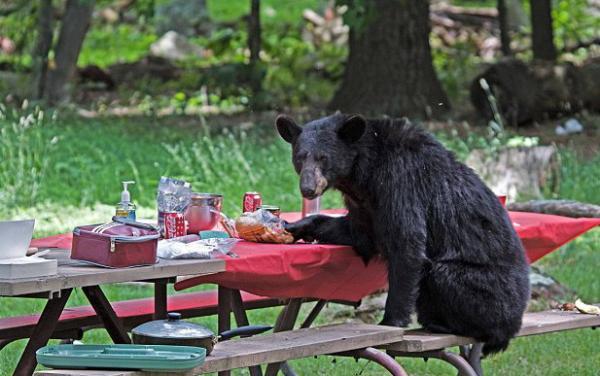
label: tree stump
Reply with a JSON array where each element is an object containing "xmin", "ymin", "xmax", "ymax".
[{"xmin": 466, "ymin": 145, "xmax": 559, "ymax": 201}]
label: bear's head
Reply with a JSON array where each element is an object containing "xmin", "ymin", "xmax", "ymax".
[{"xmin": 276, "ymin": 113, "xmax": 366, "ymax": 199}]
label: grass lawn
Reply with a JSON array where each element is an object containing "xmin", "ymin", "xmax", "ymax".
[{"xmin": 0, "ymin": 109, "xmax": 598, "ymax": 375}]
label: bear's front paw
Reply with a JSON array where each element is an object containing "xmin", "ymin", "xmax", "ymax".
[
  {"xmin": 379, "ymin": 315, "xmax": 410, "ymax": 328},
  {"xmin": 284, "ymin": 217, "xmax": 318, "ymax": 242}
]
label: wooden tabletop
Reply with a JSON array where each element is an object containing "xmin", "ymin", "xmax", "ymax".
[{"xmin": 0, "ymin": 249, "xmax": 225, "ymax": 297}]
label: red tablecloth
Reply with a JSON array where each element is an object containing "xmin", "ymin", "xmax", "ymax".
[{"xmin": 31, "ymin": 211, "xmax": 599, "ymax": 302}]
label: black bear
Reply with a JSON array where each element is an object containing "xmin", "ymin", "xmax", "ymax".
[{"xmin": 276, "ymin": 113, "xmax": 530, "ymax": 355}]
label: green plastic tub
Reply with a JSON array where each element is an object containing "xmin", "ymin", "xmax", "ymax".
[{"xmin": 36, "ymin": 344, "xmax": 206, "ymax": 372}]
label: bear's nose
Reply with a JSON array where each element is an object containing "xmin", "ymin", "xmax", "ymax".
[{"xmin": 301, "ymin": 187, "xmax": 317, "ymax": 199}]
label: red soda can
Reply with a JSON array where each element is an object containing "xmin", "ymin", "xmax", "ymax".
[
  {"xmin": 243, "ymin": 192, "xmax": 262, "ymax": 212},
  {"xmin": 164, "ymin": 212, "xmax": 186, "ymax": 239}
]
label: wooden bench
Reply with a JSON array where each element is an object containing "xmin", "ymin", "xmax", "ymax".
[
  {"xmin": 34, "ymin": 324, "xmax": 406, "ymax": 376},
  {"xmin": 384, "ymin": 307, "xmax": 600, "ymax": 376},
  {"xmin": 0, "ymin": 290, "xmax": 281, "ymax": 351},
  {"xmin": 34, "ymin": 307, "xmax": 599, "ymax": 376}
]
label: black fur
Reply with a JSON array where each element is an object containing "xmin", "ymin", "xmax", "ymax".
[{"xmin": 276, "ymin": 113, "xmax": 530, "ymax": 355}]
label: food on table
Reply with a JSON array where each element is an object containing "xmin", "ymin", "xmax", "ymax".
[
  {"xmin": 574, "ymin": 299, "xmax": 600, "ymax": 315},
  {"xmin": 257, "ymin": 205, "xmax": 281, "ymax": 217},
  {"xmin": 558, "ymin": 302, "xmax": 576, "ymax": 311},
  {"xmin": 235, "ymin": 209, "xmax": 294, "ymax": 244}
]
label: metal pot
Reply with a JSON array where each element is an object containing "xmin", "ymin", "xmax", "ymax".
[
  {"xmin": 131, "ymin": 312, "xmax": 271, "ymax": 355},
  {"xmin": 184, "ymin": 193, "xmax": 223, "ymax": 233}
]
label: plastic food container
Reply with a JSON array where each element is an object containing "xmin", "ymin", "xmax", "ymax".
[{"xmin": 36, "ymin": 344, "xmax": 206, "ymax": 372}]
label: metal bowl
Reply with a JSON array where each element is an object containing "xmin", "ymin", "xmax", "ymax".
[{"xmin": 184, "ymin": 193, "xmax": 223, "ymax": 233}]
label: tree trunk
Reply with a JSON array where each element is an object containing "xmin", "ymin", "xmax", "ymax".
[
  {"xmin": 44, "ymin": 0, "xmax": 95, "ymax": 104},
  {"xmin": 31, "ymin": 0, "xmax": 54, "ymax": 99},
  {"xmin": 329, "ymin": 0, "xmax": 449, "ymax": 119},
  {"xmin": 247, "ymin": 0, "xmax": 262, "ymax": 95},
  {"xmin": 530, "ymin": 0, "xmax": 556, "ymax": 61},
  {"xmin": 248, "ymin": 0, "xmax": 261, "ymax": 65},
  {"xmin": 497, "ymin": 0, "xmax": 512, "ymax": 56}
]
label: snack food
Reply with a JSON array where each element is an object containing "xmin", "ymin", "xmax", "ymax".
[{"xmin": 235, "ymin": 209, "xmax": 294, "ymax": 244}]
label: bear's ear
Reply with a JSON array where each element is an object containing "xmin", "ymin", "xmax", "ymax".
[
  {"xmin": 337, "ymin": 114, "xmax": 366, "ymax": 143},
  {"xmin": 276, "ymin": 115, "xmax": 302, "ymax": 144}
]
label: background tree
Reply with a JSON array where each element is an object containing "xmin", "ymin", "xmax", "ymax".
[
  {"xmin": 43, "ymin": 0, "xmax": 95, "ymax": 104},
  {"xmin": 329, "ymin": 0, "xmax": 449, "ymax": 119},
  {"xmin": 31, "ymin": 0, "xmax": 53, "ymax": 99},
  {"xmin": 530, "ymin": 0, "xmax": 556, "ymax": 61},
  {"xmin": 497, "ymin": 0, "xmax": 512, "ymax": 56},
  {"xmin": 247, "ymin": 0, "xmax": 262, "ymax": 96}
]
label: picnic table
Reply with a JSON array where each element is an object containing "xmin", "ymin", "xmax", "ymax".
[
  {"xmin": 172, "ymin": 210, "xmax": 600, "ymax": 375},
  {"xmin": 20, "ymin": 210, "xmax": 600, "ymax": 375},
  {"xmin": 175, "ymin": 210, "xmax": 600, "ymax": 300},
  {"xmin": 0, "ymin": 253, "xmax": 224, "ymax": 376}
]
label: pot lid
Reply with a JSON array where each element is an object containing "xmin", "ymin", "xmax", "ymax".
[{"xmin": 132, "ymin": 312, "xmax": 214, "ymax": 340}]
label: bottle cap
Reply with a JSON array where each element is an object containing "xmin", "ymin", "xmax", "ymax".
[{"xmin": 121, "ymin": 181, "xmax": 135, "ymax": 203}]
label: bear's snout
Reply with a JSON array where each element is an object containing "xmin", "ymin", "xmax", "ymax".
[{"xmin": 300, "ymin": 167, "xmax": 328, "ymax": 199}]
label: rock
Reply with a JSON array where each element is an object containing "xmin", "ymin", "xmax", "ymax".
[
  {"xmin": 556, "ymin": 118, "xmax": 584, "ymax": 136},
  {"xmin": 150, "ymin": 31, "xmax": 204, "ymax": 61}
]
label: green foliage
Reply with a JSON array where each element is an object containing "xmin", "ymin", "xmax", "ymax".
[
  {"xmin": 552, "ymin": 0, "xmax": 600, "ymax": 50},
  {"xmin": 554, "ymin": 151, "xmax": 600, "ymax": 205},
  {"xmin": 78, "ymin": 24, "xmax": 157, "ymax": 68},
  {"xmin": 207, "ymin": 0, "xmax": 323, "ymax": 25},
  {"xmin": 0, "ymin": 103, "xmax": 57, "ymax": 209},
  {"xmin": 431, "ymin": 41, "xmax": 481, "ymax": 106},
  {"xmin": 262, "ymin": 33, "xmax": 346, "ymax": 107}
]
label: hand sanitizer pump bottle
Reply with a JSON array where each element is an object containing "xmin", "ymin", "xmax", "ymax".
[{"xmin": 115, "ymin": 181, "xmax": 137, "ymax": 221}]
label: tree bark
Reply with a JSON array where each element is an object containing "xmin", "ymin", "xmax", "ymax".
[
  {"xmin": 530, "ymin": 0, "xmax": 556, "ymax": 61},
  {"xmin": 247, "ymin": 0, "xmax": 262, "ymax": 95},
  {"xmin": 44, "ymin": 0, "xmax": 95, "ymax": 104},
  {"xmin": 31, "ymin": 0, "xmax": 54, "ymax": 99},
  {"xmin": 329, "ymin": 0, "xmax": 449, "ymax": 119},
  {"xmin": 248, "ymin": 0, "xmax": 261, "ymax": 65},
  {"xmin": 497, "ymin": 0, "xmax": 512, "ymax": 56}
]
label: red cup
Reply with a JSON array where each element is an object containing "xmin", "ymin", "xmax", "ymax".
[{"xmin": 497, "ymin": 195, "xmax": 507, "ymax": 207}]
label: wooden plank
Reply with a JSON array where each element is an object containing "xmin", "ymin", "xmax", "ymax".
[
  {"xmin": 0, "ymin": 258, "xmax": 225, "ymax": 296},
  {"xmin": 199, "ymin": 323, "xmax": 403, "ymax": 373},
  {"xmin": 385, "ymin": 307, "xmax": 600, "ymax": 353},
  {"xmin": 518, "ymin": 308, "xmax": 600, "ymax": 336},
  {"xmin": 34, "ymin": 324, "xmax": 404, "ymax": 376},
  {"xmin": 384, "ymin": 331, "xmax": 474, "ymax": 352}
]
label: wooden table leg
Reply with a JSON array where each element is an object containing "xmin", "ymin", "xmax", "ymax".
[
  {"xmin": 218, "ymin": 286, "xmax": 233, "ymax": 376},
  {"xmin": 300, "ymin": 300, "xmax": 327, "ymax": 329},
  {"xmin": 230, "ymin": 289, "xmax": 263, "ymax": 376},
  {"xmin": 153, "ymin": 279, "xmax": 168, "ymax": 320},
  {"xmin": 13, "ymin": 289, "xmax": 72, "ymax": 376},
  {"xmin": 264, "ymin": 298, "xmax": 303, "ymax": 376},
  {"xmin": 82, "ymin": 286, "xmax": 130, "ymax": 344}
]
